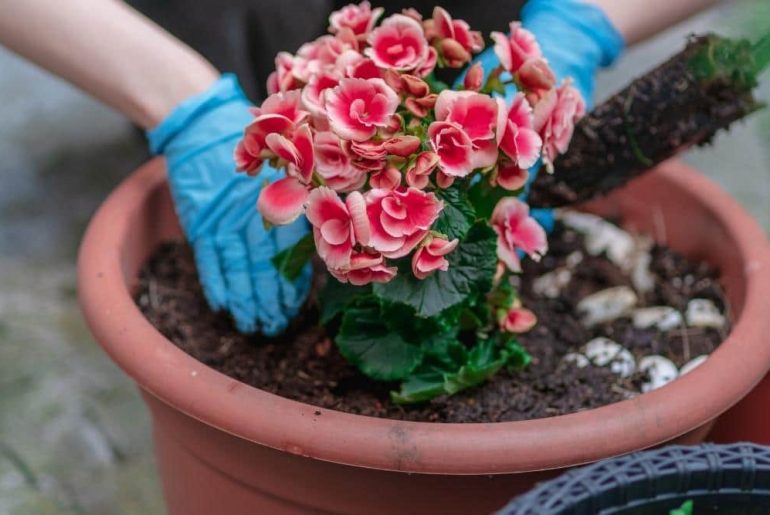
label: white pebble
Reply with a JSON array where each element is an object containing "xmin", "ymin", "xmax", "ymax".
[
  {"xmin": 630, "ymin": 247, "xmax": 655, "ymax": 294},
  {"xmin": 680, "ymin": 355, "xmax": 709, "ymax": 375},
  {"xmin": 632, "ymin": 307, "xmax": 683, "ymax": 331},
  {"xmin": 532, "ymin": 268, "xmax": 572, "ymax": 299},
  {"xmin": 577, "ymin": 286, "xmax": 638, "ymax": 327},
  {"xmin": 584, "ymin": 337, "xmax": 636, "ymax": 378},
  {"xmin": 638, "ymin": 355, "xmax": 679, "ymax": 392},
  {"xmin": 563, "ymin": 352, "xmax": 590, "ymax": 368},
  {"xmin": 559, "ymin": 211, "xmax": 636, "ymax": 270},
  {"xmin": 565, "ymin": 251, "xmax": 584, "ymax": 268},
  {"xmin": 685, "ymin": 299, "xmax": 726, "ymax": 329}
]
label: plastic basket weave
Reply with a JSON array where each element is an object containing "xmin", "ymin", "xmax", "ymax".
[{"xmin": 499, "ymin": 443, "xmax": 770, "ymax": 515}]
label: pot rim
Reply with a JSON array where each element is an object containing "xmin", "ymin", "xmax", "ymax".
[{"xmin": 78, "ymin": 158, "xmax": 770, "ymax": 475}]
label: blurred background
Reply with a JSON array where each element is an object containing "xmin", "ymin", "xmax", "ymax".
[{"xmin": 0, "ymin": 1, "xmax": 768, "ymax": 513}]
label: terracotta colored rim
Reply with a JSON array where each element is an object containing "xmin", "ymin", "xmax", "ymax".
[{"xmin": 78, "ymin": 158, "xmax": 770, "ymax": 475}]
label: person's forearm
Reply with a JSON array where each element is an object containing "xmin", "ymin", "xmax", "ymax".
[
  {"xmin": 0, "ymin": 0, "xmax": 219, "ymax": 128},
  {"xmin": 588, "ymin": 0, "xmax": 721, "ymax": 45}
]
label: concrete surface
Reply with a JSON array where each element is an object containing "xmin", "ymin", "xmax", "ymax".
[{"xmin": 0, "ymin": 1, "xmax": 768, "ymax": 513}]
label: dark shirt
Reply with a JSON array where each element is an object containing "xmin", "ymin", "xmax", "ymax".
[{"xmin": 131, "ymin": 0, "xmax": 524, "ymax": 98}]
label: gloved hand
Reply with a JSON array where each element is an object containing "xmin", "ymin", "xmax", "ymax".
[
  {"xmin": 147, "ymin": 74, "xmax": 311, "ymax": 335},
  {"xmin": 464, "ymin": 0, "xmax": 624, "ymax": 230}
]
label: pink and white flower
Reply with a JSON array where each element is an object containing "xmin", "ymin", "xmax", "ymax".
[
  {"xmin": 329, "ymin": 251, "xmax": 397, "ymax": 285},
  {"xmin": 534, "ymin": 81, "xmax": 586, "ymax": 170},
  {"xmin": 405, "ymin": 151, "xmax": 439, "ymax": 189},
  {"xmin": 428, "ymin": 121, "xmax": 473, "ymax": 178},
  {"xmin": 301, "ymin": 71, "xmax": 340, "ymax": 117},
  {"xmin": 306, "ymin": 188, "xmax": 370, "ymax": 269},
  {"xmin": 314, "ymin": 131, "xmax": 366, "ymax": 192},
  {"xmin": 325, "ymin": 78, "xmax": 400, "ymax": 141},
  {"xmin": 365, "ymin": 187, "xmax": 443, "ymax": 258},
  {"xmin": 257, "ymin": 177, "xmax": 310, "ymax": 226},
  {"xmin": 411, "ymin": 235, "xmax": 459, "ymax": 279},
  {"xmin": 366, "ymin": 14, "xmax": 430, "ymax": 72},
  {"xmin": 329, "ymin": 1, "xmax": 384, "ymax": 37},
  {"xmin": 517, "ymin": 58, "xmax": 556, "ymax": 95},
  {"xmin": 497, "ymin": 93, "xmax": 542, "ymax": 172},
  {"xmin": 491, "ymin": 22, "xmax": 541, "ymax": 74},
  {"xmin": 235, "ymin": 91, "xmax": 309, "ymax": 174},
  {"xmin": 495, "ymin": 164, "xmax": 529, "ymax": 191},
  {"xmin": 435, "ymin": 90, "xmax": 500, "ymax": 169},
  {"xmin": 266, "ymin": 52, "xmax": 301, "ymax": 94},
  {"xmin": 370, "ymin": 167, "xmax": 402, "ymax": 189},
  {"xmin": 431, "ymin": 7, "xmax": 484, "ymax": 53},
  {"xmin": 463, "ymin": 62, "xmax": 484, "ymax": 92},
  {"xmin": 490, "ymin": 197, "xmax": 547, "ymax": 272},
  {"xmin": 499, "ymin": 305, "xmax": 537, "ymax": 333},
  {"xmin": 265, "ymin": 124, "xmax": 315, "ymax": 183}
]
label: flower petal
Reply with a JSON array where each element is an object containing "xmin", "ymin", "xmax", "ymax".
[{"xmin": 257, "ymin": 177, "xmax": 309, "ymax": 225}]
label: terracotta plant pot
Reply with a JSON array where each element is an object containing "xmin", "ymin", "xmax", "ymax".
[{"xmin": 78, "ymin": 158, "xmax": 770, "ymax": 515}]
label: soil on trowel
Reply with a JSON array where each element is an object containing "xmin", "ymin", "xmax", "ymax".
[{"xmin": 135, "ymin": 221, "xmax": 729, "ymax": 423}]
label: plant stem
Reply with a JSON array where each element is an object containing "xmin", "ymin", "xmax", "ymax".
[{"xmin": 753, "ymin": 32, "xmax": 770, "ymax": 75}]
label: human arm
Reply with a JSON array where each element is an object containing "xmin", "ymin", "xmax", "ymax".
[
  {"xmin": 588, "ymin": 0, "xmax": 722, "ymax": 46},
  {"xmin": 0, "ymin": 0, "xmax": 311, "ymax": 334},
  {"xmin": 0, "ymin": 0, "xmax": 218, "ymax": 128}
]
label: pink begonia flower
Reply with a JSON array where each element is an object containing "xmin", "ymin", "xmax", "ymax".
[
  {"xmin": 499, "ymin": 306, "xmax": 537, "ymax": 333},
  {"xmin": 436, "ymin": 170, "xmax": 455, "ymax": 189},
  {"xmin": 491, "ymin": 197, "xmax": 548, "ymax": 272},
  {"xmin": 416, "ymin": 47, "xmax": 439, "ymax": 77},
  {"xmin": 517, "ymin": 58, "xmax": 556, "ymax": 94},
  {"xmin": 411, "ymin": 235, "xmax": 459, "ymax": 279},
  {"xmin": 405, "ymin": 93, "xmax": 438, "ymax": 118},
  {"xmin": 370, "ymin": 167, "xmax": 402, "ymax": 189},
  {"xmin": 325, "ymin": 78, "xmax": 399, "ymax": 141},
  {"xmin": 365, "ymin": 187, "xmax": 443, "ymax": 259},
  {"xmin": 346, "ymin": 139, "xmax": 388, "ymax": 171},
  {"xmin": 365, "ymin": 14, "xmax": 430, "ymax": 72},
  {"xmin": 434, "ymin": 90, "xmax": 499, "ymax": 170},
  {"xmin": 314, "ymin": 131, "xmax": 366, "ymax": 192},
  {"xmin": 497, "ymin": 94, "xmax": 542, "ymax": 172},
  {"xmin": 405, "ymin": 151, "xmax": 439, "ymax": 189},
  {"xmin": 383, "ymin": 135, "xmax": 421, "ymax": 157},
  {"xmin": 491, "ymin": 22, "xmax": 542, "ymax": 73},
  {"xmin": 428, "ymin": 121, "xmax": 473, "ymax": 178},
  {"xmin": 257, "ymin": 177, "xmax": 310, "ymax": 226},
  {"xmin": 328, "ymin": 1, "xmax": 384, "ymax": 37},
  {"xmin": 235, "ymin": 91, "xmax": 309, "ymax": 173},
  {"xmin": 495, "ymin": 164, "xmax": 529, "ymax": 191},
  {"xmin": 431, "ymin": 7, "xmax": 484, "ymax": 54},
  {"xmin": 463, "ymin": 63, "xmax": 484, "ymax": 92},
  {"xmin": 301, "ymin": 71, "xmax": 340, "ymax": 117},
  {"xmin": 534, "ymin": 81, "xmax": 586, "ymax": 170},
  {"xmin": 267, "ymin": 52, "xmax": 301, "ymax": 94},
  {"xmin": 336, "ymin": 51, "xmax": 382, "ymax": 80},
  {"xmin": 306, "ymin": 188, "xmax": 370, "ymax": 270},
  {"xmin": 265, "ymin": 124, "xmax": 315, "ymax": 184},
  {"xmin": 329, "ymin": 251, "xmax": 397, "ymax": 285}
]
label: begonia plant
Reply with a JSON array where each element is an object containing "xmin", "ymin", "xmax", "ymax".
[{"xmin": 234, "ymin": 2, "xmax": 584, "ymax": 403}]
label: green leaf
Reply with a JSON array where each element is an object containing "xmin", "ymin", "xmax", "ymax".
[
  {"xmin": 390, "ymin": 368, "xmax": 447, "ymax": 404},
  {"xmin": 336, "ymin": 298, "xmax": 423, "ymax": 381},
  {"xmin": 424, "ymin": 73, "xmax": 450, "ymax": 93},
  {"xmin": 467, "ymin": 180, "xmax": 523, "ymax": 220},
  {"xmin": 271, "ymin": 233, "xmax": 315, "ymax": 281},
  {"xmin": 318, "ymin": 277, "xmax": 370, "ymax": 324},
  {"xmin": 669, "ymin": 500, "xmax": 694, "ymax": 515},
  {"xmin": 433, "ymin": 184, "xmax": 477, "ymax": 240},
  {"xmin": 391, "ymin": 333, "xmax": 532, "ymax": 404},
  {"xmin": 373, "ymin": 222, "xmax": 497, "ymax": 318}
]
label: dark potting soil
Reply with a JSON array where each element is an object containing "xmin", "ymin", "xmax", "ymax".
[{"xmin": 135, "ymin": 222, "xmax": 729, "ymax": 423}]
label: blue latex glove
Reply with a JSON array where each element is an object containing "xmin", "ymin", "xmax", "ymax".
[
  {"xmin": 464, "ymin": 0, "xmax": 624, "ymax": 231},
  {"xmin": 147, "ymin": 74, "xmax": 311, "ymax": 335}
]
